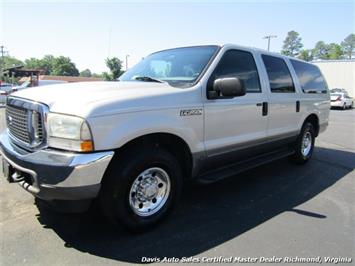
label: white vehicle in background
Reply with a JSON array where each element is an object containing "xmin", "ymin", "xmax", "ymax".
[
  {"xmin": 0, "ymin": 90, "xmax": 9, "ymax": 105},
  {"xmin": 0, "ymin": 83, "xmax": 14, "ymax": 105},
  {"xmin": 11, "ymin": 81, "xmax": 30, "ymax": 93},
  {"xmin": 330, "ymin": 92, "xmax": 353, "ymax": 110}
]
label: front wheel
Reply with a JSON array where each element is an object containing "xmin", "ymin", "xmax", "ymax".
[
  {"xmin": 290, "ymin": 122, "xmax": 315, "ymax": 164},
  {"xmin": 99, "ymin": 147, "xmax": 183, "ymax": 231}
]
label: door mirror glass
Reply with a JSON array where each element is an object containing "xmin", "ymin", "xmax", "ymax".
[{"xmin": 211, "ymin": 77, "xmax": 246, "ymax": 98}]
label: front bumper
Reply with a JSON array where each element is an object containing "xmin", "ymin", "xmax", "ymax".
[{"xmin": 0, "ymin": 132, "xmax": 114, "ymax": 201}]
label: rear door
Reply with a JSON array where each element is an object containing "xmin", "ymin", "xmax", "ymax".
[{"xmin": 260, "ymin": 54, "xmax": 301, "ymax": 139}]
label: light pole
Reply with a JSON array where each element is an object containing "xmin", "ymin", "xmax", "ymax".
[
  {"xmin": 263, "ymin": 35, "xmax": 277, "ymax": 51},
  {"xmin": 125, "ymin": 54, "xmax": 130, "ymax": 71}
]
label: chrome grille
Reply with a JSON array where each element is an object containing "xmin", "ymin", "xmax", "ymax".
[
  {"xmin": 6, "ymin": 105, "xmax": 31, "ymax": 143},
  {"xmin": 5, "ymin": 99, "xmax": 46, "ymax": 148}
]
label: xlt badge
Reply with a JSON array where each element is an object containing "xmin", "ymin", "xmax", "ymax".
[{"xmin": 180, "ymin": 109, "xmax": 203, "ymax": 116}]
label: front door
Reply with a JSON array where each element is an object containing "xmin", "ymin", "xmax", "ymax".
[{"xmin": 204, "ymin": 49, "xmax": 268, "ymax": 161}]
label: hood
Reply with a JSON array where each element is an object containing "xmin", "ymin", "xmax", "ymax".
[{"xmin": 11, "ymin": 81, "xmax": 196, "ymax": 118}]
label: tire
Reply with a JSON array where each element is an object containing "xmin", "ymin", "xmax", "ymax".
[
  {"xmin": 290, "ymin": 122, "xmax": 315, "ymax": 164},
  {"xmin": 99, "ymin": 146, "xmax": 183, "ymax": 231},
  {"xmin": 342, "ymin": 103, "xmax": 346, "ymax": 110}
]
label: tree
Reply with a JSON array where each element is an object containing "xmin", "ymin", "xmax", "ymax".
[
  {"xmin": 25, "ymin": 55, "xmax": 54, "ymax": 74},
  {"xmin": 312, "ymin": 41, "xmax": 329, "ymax": 60},
  {"xmin": 2, "ymin": 56, "xmax": 23, "ymax": 69},
  {"xmin": 327, "ymin": 43, "xmax": 343, "ymax": 60},
  {"xmin": 41, "ymin": 55, "xmax": 55, "ymax": 74},
  {"xmin": 92, "ymin": 72, "xmax": 103, "ymax": 78},
  {"xmin": 24, "ymin": 58, "xmax": 42, "ymax": 69},
  {"xmin": 298, "ymin": 49, "xmax": 313, "ymax": 62},
  {"xmin": 52, "ymin": 56, "xmax": 79, "ymax": 76},
  {"xmin": 80, "ymin": 69, "xmax": 92, "ymax": 77},
  {"xmin": 341, "ymin": 33, "xmax": 355, "ymax": 59},
  {"xmin": 105, "ymin": 57, "xmax": 123, "ymax": 80},
  {"xmin": 281, "ymin": 31, "xmax": 303, "ymax": 57},
  {"xmin": 102, "ymin": 71, "xmax": 112, "ymax": 81}
]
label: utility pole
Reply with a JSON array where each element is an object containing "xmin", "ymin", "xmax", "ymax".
[
  {"xmin": 0, "ymin": 45, "xmax": 9, "ymax": 81},
  {"xmin": 263, "ymin": 35, "xmax": 277, "ymax": 51},
  {"xmin": 125, "ymin": 54, "xmax": 130, "ymax": 71}
]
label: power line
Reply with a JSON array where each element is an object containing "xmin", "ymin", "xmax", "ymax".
[{"xmin": 263, "ymin": 35, "xmax": 277, "ymax": 51}]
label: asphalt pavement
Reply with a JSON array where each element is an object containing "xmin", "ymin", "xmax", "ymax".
[{"xmin": 0, "ymin": 108, "xmax": 354, "ymax": 265}]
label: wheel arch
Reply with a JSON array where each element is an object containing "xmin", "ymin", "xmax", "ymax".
[
  {"xmin": 112, "ymin": 132, "xmax": 193, "ymax": 179},
  {"xmin": 304, "ymin": 113, "xmax": 320, "ymax": 137}
]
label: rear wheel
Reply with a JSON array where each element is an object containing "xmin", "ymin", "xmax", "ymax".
[
  {"xmin": 290, "ymin": 122, "xmax": 315, "ymax": 164},
  {"xmin": 99, "ymin": 146, "xmax": 183, "ymax": 231},
  {"xmin": 343, "ymin": 103, "xmax": 346, "ymax": 110}
]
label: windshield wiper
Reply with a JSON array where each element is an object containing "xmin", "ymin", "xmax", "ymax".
[{"xmin": 133, "ymin": 76, "xmax": 166, "ymax": 83}]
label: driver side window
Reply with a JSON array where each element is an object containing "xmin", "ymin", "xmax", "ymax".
[{"xmin": 208, "ymin": 50, "xmax": 261, "ymax": 94}]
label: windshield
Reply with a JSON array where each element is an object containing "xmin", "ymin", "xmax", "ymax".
[{"xmin": 119, "ymin": 46, "xmax": 219, "ymax": 88}]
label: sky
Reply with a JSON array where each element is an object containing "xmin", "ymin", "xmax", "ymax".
[{"xmin": 0, "ymin": 0, "xmax": 354, "ymax": 73}]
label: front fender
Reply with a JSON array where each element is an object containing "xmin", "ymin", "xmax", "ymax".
[{"xmin": 87, "ymin": 108, "xmax": 204, "ymax": 154}]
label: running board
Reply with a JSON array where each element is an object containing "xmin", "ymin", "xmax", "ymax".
[{"xmin": 197, "ymin": 148, "xmax": 295, "ymax": 184}]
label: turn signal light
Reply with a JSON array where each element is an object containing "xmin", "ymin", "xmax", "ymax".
[{"xmin": 80, "ymin": 140, "xmax": 93, "ymax": 152}]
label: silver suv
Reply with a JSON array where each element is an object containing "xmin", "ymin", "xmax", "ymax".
[{"xmin": 0, "ymin": 44, "xmax": 330, "ymax": 230}]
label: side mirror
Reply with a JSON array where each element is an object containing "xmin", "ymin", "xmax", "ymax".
[{"xmin": 210, "ymin": 77, "xmax": 246, "ymax": 98}]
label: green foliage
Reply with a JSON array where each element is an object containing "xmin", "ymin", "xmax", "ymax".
[
  {"xmin": 91, "ymin": 72, "xmax": 103, "ymax": 78},
  {"xmin": 312, "ymin": 42, "xmax": 344, "ymax": 60},
  {"xmin": 51, "ymin": 56, "xmax": 79, "ymax": 76},
  {"xmin": 80, "ymin": 68, "xmax": 92, "ymax": 77},
  {"xmin": 298, "ymin": 49, "xmax": 313, "ymax": 62},
  {"xmin": 327, "ymin": 43, "xmax": 344, "ymax": 60},
  {"xmin": 341, "ymin": 34, "xmax": 355, "ymax": 59},
  {"xmin": 24, "ymin": 55, "xmax": 55, "ymax": 74},
  {"xmin": 102, "ymin": 71, "xmax": 113, "ymax": 81},
  {"xmin": 1, "ymin": 56, "xmax": 24, "ymax": 69},
  {"xmin": 312, "ymin": 41, "xmax": 329, "ymax": 60},
  {"xmin": 281, "ymin": 31, "xmax": 303, "ymax": 57},
  {"xmin": 105, "ymin": 57, "xmax": 123, "ymax": 80},
  {"xmin": 24, "ymin": 55, "xmax": 79, "ymax": 76}
]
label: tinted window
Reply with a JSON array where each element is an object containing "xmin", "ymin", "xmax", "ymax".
[
  {"xmin": 290, "ymin": 60, "xmax": 328, "ymax": 93},
  {"xmin": 262, "ymin": 55, "xmax": 295, "ymax": 93},
  {"xmin": 209, "ymin": 50, "xmax": 261, "ymax": 93},
  {"xmin": 120, "ymin": 46, "xmax": 219, "ymax": 88}
]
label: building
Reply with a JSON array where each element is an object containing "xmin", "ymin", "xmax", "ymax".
[
  {"xmin": 313, "ymin": 60, "xmax": 355, "ymax": 97},
  {"xmin": 39, "ymin": 75, "xmax": 102, "ymax": 83},
  {"xmin": 18, "ymin": 75, "xmax": 103, "ymax": 86}
]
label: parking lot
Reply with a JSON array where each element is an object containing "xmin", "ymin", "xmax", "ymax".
[{"xmin": 0, "ymin": 108, "xmax": 354, "ymax": 265}]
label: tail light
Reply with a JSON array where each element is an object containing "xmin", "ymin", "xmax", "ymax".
[{"xmin": 0, "ymin": 91, "xmax": 8, "ymax": 96}]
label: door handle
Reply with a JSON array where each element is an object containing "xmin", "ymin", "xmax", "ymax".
[
  {"xmin": 262, "ymin": 102, "xmax": 268, "ymax": 116},
  {"xmin": 296, "ymin": 100, "xmax": 300, "ymax": 112}
]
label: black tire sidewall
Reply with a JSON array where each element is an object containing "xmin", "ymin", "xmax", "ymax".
[
  {"xmin": 100, "ymin": 147, "xmax": 182, "ymax": 230},
  {"xmin": 292, "ymin": 122, "xmax": 315, "ymax": 163}
]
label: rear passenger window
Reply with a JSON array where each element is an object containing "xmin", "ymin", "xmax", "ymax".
[
  {"xmin": 262, "ymin": 55, "xmax": 295, "ymax": 93},
  {"xmin": 290, "ymin": 59, "xmax": 328, "ymax": 93},
  {"xmin": 209, "ymin": 50, "xmax": 261, "ymax": 93}
]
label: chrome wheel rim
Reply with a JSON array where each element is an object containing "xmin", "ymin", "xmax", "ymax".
[
  {"xmin": 129, "ymin": 167, "xmax": 171, "ymax": 217},
  {"xmin": 301, "ymin": 131, "xmax": 312, "ymax": 156}
]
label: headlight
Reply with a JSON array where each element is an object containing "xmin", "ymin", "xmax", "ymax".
[{"xmin": 47, "ymin": 113, "xmax": 94, "ymax": 152}]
